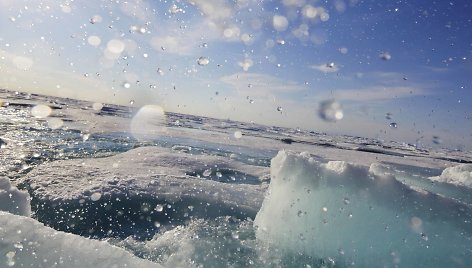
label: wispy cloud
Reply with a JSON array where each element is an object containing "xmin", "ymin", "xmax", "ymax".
[
  {"xmin": 309, "ymin": 63, "xmax": 339, "ymax": 73},
  {"xmin": 332, "ymin": 86, "xmax": 429, "ymax": 102},
  {"xmin": 220, "ymin": 73, "xmax": 306, "ymax": 96}
]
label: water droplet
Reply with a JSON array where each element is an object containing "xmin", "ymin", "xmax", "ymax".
[
  {"xmin": 234, "ymin": 131, "xmax": 243, "ymax": 139},
  {"xmin": 322, "ymin": 207, "xmax": 328, "ymax": 212},
  {"xmin": 157, "ymin": 68, "xmax": 164, "ymax": 75},
  {"xmin": 326, "ymin": 62, "xmax": 335, "ymax": 68},
  {"xmin": 380, "ymin": 52, "xmax": 392, "ymax": 61},
  {"xmin": 231, "ymin": 231, "xmax": 240, "ymax": 239},
  {"xmin": 338, "ymin": 248, "xmax": 345, "ymax": 255},
  {"xmin": 343, "ymin": 197, "xmax": 350, "ymax": 205},
  {"xmin": 31, "ymin": 105, "xmax": 52, "ymax": 118},
  {"xmin": 129, "ymin": 100, "xmax": 135, "ymax": 105},
  {"xmin": 420, "ymin": 233, "xmax": 428, "ymax": 241},
  {"xmin": 276, "ymin": 39, "xmax": 285, "ymax": 45},
  {"xmin": 90, "ymin": 192, "xmax": 102, "ymax": 201},
  {"xmin": 123, "ymin": 82, "xmax": 131, "ymax": 89},
  {"xmin": 216, "ymin": 171, "xmax": 223, "ymax": 178},
  {"xmin": 432, "ymin": 136, "xmax": 442, "ymax": 144},
  {"xmin": 197, "ymin": 57, "xmax": 210, "ymax": 66},
  {"xmin": 203, "ymin": 169, "xmax": 212, "ymax": 177},
  {"xmin": 82, "ymin": 133, "xmax": 90, "ymax": 141},
  {"xmin": 249, "ymin": 99, "xmax": 255, "ymax": 104},
  {"xmin": 297, "ymin": 210, "xmax": 304, "ymax": 217},
  {"xmin": 90, "ymin": 15, "xmax": 102, "ymax": 24},
  {"xmin": 389, "ymin": 122, "xmax": 398, "ymax": 128},
  {"xmin": 318, "ymin": 100, "xmax": 343, "ymax": 122},
  {"xmin": 385, "ymin": 112, "xmax": 393, "ymax": 120},
  {"xmin": 154, "ymin": 221, "xmax": 161, "ymax": 227},
  {"xmin": 5, "ymin": 251, "xmax": 15, "ymax": 267},
  {"xmin": 155, "ymin": 204, "xmax": 164, "ymax": 212},
  {"xmin": 276, "ymin": 106, "xmax": 283, "ymax": 112}
]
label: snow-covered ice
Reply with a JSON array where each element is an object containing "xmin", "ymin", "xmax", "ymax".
[
  {"xmin": 0, "ymin": 176, "xmax": 30, "ymax": 216},
  {"xmin": 254, "ymin": 151, "xmax": 472, "ymax": 267},
  {"xmin": 0, "ymin": 212, "xmax": 159, "ymax": 268},
  {"xmin": 429, "ymin": 164, "xmax": 472, "ymax": 188}
]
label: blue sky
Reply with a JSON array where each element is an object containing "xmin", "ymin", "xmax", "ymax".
[{"xmin": 0, "ymin": 0, "xmax": 471, "ymax": 149}]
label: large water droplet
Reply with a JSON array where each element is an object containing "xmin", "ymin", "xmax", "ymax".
[
  {"xmin": 380, "ymin": 52, "xmax": 392, "ymax": 61},
  {"xmin": 197, "ymin": 57, "xmax": 210, "ymax": 66},
  {"xmin": 389, "ymin": 122, "xmax": 398, "ymax": 128},
  {"xmin": 318, "ymin": 100, "xmax": 343, "ymax": 122},
  {"xmin": 31, "ymin": 105, "xmax": 52, "ymax": 118}
]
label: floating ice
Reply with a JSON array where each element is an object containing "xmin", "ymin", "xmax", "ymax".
[
  {"xmin": 0, "ymin": 177, "xmax": 30, "ymax": 216},
  {"xmin": 31, "ymin": 104, "xmax": 52, "ymax": 118},
  {"xmin": 0, "ymin": 212, "xmax": 158, "ymax": 268},
  {"xmin": 255, "ymin": 151, "xmax": 472, "ymax": 267},
  {"xmin": 429, "ymin": 164, "xmax": 472, "ymax": 188}
]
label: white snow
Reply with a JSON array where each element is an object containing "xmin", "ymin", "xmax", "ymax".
[
  {"xmin": 0, "ymin": 212, "xmax": 159, "ymax": 268},
  {"xmin": 429, "ymin": 164, "xmax": 472, "ymax": 188},
  {"xmin": 254, "ymin": 150, "xmax": 472, "ymax": 267},
  {"xmin": 0, "ymin": 176, "xmax": 30, "ymax": 216}
]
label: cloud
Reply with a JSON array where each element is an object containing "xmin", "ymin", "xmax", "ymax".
[
  {"xmin": 220, "ymin": 73, "xmax": 306, "ymax": 96},
  {"xmin": 332, "ymin": 86, "xmax": 429, "ymax": 102},
  {"xmin": 309, "ymin": 63, "xmax": 339, "ymax": 73}
]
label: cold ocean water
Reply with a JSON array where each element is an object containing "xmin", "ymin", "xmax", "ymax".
[{"xmin": 1, "ymin": 89, "xmax": 472, "ymax": 267}]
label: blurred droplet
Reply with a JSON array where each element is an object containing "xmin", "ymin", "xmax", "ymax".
[
  {"xmin": 277, "ymin": 106, "xmax": 283, "ymax": 112},
  {"xmin": 123, "ymin": 82, "xmax": 131, "ymax": 89},
  {"xmin": 197, "ymin": 57, "xmax": 210, "ymax": 66},
  {"xmin": 129, "ymin": 100, "xmax": 135, "ymax": 105},
  {"xmin": 385, "ymin": 112, "xmax": 392, "ymax": 120},
  {"xmin": 389, "ymin": 122, "xmax": 398, "ymax": 128},
  {"xmin": 90, "ymin": 192, "xmax": 102, "ymax": 201},
  {"xmin": 234, "ymin": 131, "xmax": 243, "ymax": 139},
  {"xmin": 47, "ymin": 118, "xmax": 64, "ymax": 129},
  {"xmin": 318, "ymin": 100, "xmax": 343, "ymax": 122},
  {"xmin": 31, "ymin": 105, "xmax": 52, "ymax": 118},
  {"xmin": 92, "ymin": 103, "xmax": 103, "ymax": 111},
  {"xmin": 326, "ymin": 62, "xmax": 335, "ymax": 68},
  {"xmin": 155, "ymin": 204, "xmax": 164, "ymax": 212},
  {"xmin": 216, "ymin": 171, "xmax": 222, "ymax": 178}
]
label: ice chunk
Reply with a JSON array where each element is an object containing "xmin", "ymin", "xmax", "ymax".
[
  {"xmin": 0, "ymin": 177, "xmax": 30, "ymax": 216},
  {"xmin": 429, "ymin": 164, "xmax": 472, "ymax": 188},
  {"xmin": 0, "ymin": 212, "xmax": 158, "ymax": 268},
  {"xmin": 255, "ymin": 151, "xmax": 472, "ymax": 267}
]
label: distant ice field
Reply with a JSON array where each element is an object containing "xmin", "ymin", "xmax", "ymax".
[{"xmin": 1, "ymin": 89, "xmax": 471, "ymax": 267}]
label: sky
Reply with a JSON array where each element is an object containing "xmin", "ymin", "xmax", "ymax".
[{"xmin": 0, "ymin": 0, "xmax": 471, "ymax": 150}]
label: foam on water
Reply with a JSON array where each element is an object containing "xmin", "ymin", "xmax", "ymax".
[{"xmin": 254, "ymin": 151, "xmax": 472, "ymax": 267}]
